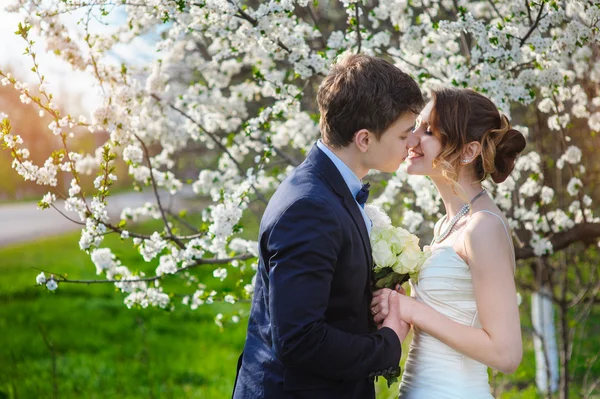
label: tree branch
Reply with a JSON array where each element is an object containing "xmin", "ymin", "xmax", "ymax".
[
  {"xmin": 486, "ymin": 0, "xmax": 504, "ymax": 21},
  {"xmin": 223, "ymin": 0, "xmax": 324, "ymax": 76},
  {"xmin": 524, "ymin": 0, "xmax": 533, "ymax": 25},
  {"xmin": 520, "ymin": 2, "xmax": 545, "ymax": 46},
  {"xmin": 134, "ymin": 133, "xmax": 185, "ymax": 249},
  {"xmin": 43, "ymin": 253, "xmax": 254, "ymax": 285},
  {"xmin": 554, "ymin": 97, "xmax": 589, "ymax": 224},
  {"xmin": 50, "ymin": 203, "xmax": 86, "ymax": 226},
  {"xmin": 228, "ymin": 1, "xmax": 291, "ymax": 53},
  {"xmin": 451, "ymin": 0, "xmax": 471, "ymax": 63},
  {"xmin": 151, "ymin": 94, "xmax": 268, "ymax": 205},
  {"xmin": 306, "ymin": 4, "xmax": 327, "ymax": 49},
  {"xmin": 165, "ymin": 209, "xmax": 202, "ymax": 234},
  {"xmin": 253, "ymin": 137, "xmax": 301, "ymax": 166},
  {"xmin": 515, "ymin": 223, "xmax": 600, "ymax": 260},
  {"xmin": 384, "ymin": 50, "xmax": 447, "ymax": 81}
]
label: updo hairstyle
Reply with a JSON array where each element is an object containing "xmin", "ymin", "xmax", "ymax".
[{"xmin": 429, "ymin": 88, "xmax": 527, "ymax": 184}]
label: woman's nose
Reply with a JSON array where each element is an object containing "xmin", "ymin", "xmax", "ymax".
[{"xmin": 407, "ymin": 131, "xmax": 420, "ymax": 149}]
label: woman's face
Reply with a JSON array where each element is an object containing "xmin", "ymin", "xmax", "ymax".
[{"xmin": 406, "ymin": 101, "xmax": 443, "ymax": 176}]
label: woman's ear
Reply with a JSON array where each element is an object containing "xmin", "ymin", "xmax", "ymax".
[
  {"xmin": 354, "ymin": 129, "xmax": 371, "ymax": 153},
  {"xmin": 460, "ymin": 141, "xmax": 481, "ymax": 165}
]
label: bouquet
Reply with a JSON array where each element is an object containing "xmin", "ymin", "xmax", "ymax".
[
  {"xmin": 365, "ymin": 205, "xmax": 431, "ymax": 290},
  {"xmin": 364, "ymin": 205, "xmax": 431, "ymax": 387}
]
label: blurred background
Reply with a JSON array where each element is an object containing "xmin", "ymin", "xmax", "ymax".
[{"xmin": 0, "ymin": 2, "xmax": 599, "ymax": 399}]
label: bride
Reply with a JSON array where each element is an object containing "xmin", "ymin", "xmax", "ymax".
[{"xmin": 372, "ymin": 87, "xmax": 525, "ymax": 398}]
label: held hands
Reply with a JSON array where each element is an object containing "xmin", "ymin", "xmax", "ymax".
[
  {"xmin": 371, "ymin": 285, "xmax": 408, "ymax": 324},
  {"xmin": 371, "ymin": 286, "xmax": 415, "ymax": 343}
]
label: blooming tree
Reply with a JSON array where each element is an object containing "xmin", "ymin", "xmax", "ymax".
[{"xmin": 1, "ymin": 0, "xmax": 599, "ymax": 395}]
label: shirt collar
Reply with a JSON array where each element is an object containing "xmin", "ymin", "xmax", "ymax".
[{"xmin": 316, "ymin": 140, "xmax": 363, "ymax": 198}]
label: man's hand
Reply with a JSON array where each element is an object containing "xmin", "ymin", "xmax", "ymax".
[
  {"xmin": 371, "ymin": 288, "xmax": 392, "ymax": 325},
  {"xmin": 371, "ymin": 285, "xmax": 406, "ymax": 325},
  {"xmin": 381, "ymin": 291, "xmax": 411, "ymax": 343}
]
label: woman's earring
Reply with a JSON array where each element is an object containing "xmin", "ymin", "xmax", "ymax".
[{"xmin": 461, "ymin": 159, "xmax": 470, "ymax": 164}]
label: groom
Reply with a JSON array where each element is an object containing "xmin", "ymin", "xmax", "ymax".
[{"xmin": 232, "ymin": 54, "xmax": 425, "ymax": 399}]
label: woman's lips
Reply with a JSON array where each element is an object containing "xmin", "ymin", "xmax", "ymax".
[{"xmin": 407, "ymin": 149, "xmax": 423, "ymax": 160}]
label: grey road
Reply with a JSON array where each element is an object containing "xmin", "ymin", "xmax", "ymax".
[{"xmin": 0, "ymin": 191, "xmax": 193, "ymax": 247}]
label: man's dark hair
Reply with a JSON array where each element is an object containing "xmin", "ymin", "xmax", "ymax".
[{"xmin": 317, "ymin": 54, "xmax": 424, "ymax": 147}]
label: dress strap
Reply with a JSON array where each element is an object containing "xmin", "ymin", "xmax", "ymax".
[{"xmin": 461, "ymin": 210, "xmax": 516, "ymax": 273}]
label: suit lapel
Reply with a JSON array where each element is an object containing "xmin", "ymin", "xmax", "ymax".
[
  {"xmin": 342, "ymin": 196, "xmax": 373, "ymax": 269},
  {"xmin": 305, "ymin": 144, "xmax": 373, "ymax": 272}
]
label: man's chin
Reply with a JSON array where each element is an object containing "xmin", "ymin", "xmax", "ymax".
[
  {"xmin": 383, "ymin": 160, "xmax": 406, "ymax": 173},
  {"xmin": 381, "ymin": 165, "xmax": 400, "ymax": 174}
]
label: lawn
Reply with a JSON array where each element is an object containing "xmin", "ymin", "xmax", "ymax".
[
  {"xmin": 0, "ymin": 226, "xmax": 598, "ymax": 398},
  {"xmin": 0, "ymin": 229, "xmax": 248, "ymax": 399}
]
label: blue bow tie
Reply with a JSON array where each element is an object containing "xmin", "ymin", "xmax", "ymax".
[{"xmin": 356, "ymin": 182, "xmax": 370, "ymax": 207}]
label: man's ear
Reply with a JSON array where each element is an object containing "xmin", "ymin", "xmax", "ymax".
[
  {"xmin": 461, "ymin": 141, "xmax": 481, "ymax": 165},
  {"xmin": 354, "ymin": 129, "xmax": 371, "ymax": 153}
]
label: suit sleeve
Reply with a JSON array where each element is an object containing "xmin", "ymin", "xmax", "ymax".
[{"xmin": 267, "ymin": 196, "xmax": 401, "ymax": 380}]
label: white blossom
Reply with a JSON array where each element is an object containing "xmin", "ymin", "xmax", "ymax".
[
  {"xmin": 589, "ymin": 112, "xmax": 600, "ymax": 131},
  {"xmin": 46, "ymin": 279, "xmax": 58, "ymax": 291},
  {"xmin": 139, "ymin": 232, "xmax": 168, "ymax": 262},
  {"xmin": 156, "ymin": 255, "xmax": 179, "ymax": 276},
  {"xmin": 402, "ymin": 210, "xmax": 425, "ymax": 233},
  {"xmin": 557, "ymin": 146, "xmax": 582, "ymax": 169},
  {"xmin": 567, "ymin": 177, "xmax": 583, "ymax": 196},
  {"xmin": 1, "ymin": 0, "xmax": 597, "ymax": 319},
  {"xmin": 123, "ymin": 145, "xmax": 144, "ymax": 164},
  {"xmin": 213, "ymin": 267, "xmax": 228, "ymax": 281},
  {"xmin": 38, "ymin": 192, "xmax": 56, "ymax": 209},
  {"xmin": 36, "ymin": 272, "xmax": 47, "ymax": 285},
  {"xmin": 540, "ymin": 187, "xmax": 555, "ymax": 205},
  {"xmin": 124, "ymin": 288, "xmax": 170, "ymax": 309},
  {"xmin": 531, "ymin": 234, "xmax": 553, "ymax": 256}
]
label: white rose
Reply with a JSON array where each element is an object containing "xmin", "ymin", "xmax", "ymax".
[
  {"xmin": 389, "ymin": 227, "xmax": 413, "ymax": 254},
  {"xmin": 372, "ymin": 240, "xmax": 396, "ymax": 270},
  {"xmin": 364, "ymin": 205, "xmax": 392, "ymax": 230},
  {"xmin": 393, "ymin": 242, "xmax": 422, "ymax": 274}
]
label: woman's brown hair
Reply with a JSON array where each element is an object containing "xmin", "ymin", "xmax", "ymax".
[{"xmin": 429, "ymin": 88, "xmax": 526, "ymax": 185}]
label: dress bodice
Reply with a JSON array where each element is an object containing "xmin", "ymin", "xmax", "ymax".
[{"xmin": 398, "ymin": 211, "xmax": 514, "ymax": 399}]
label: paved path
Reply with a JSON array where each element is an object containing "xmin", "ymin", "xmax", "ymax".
[{"xmin": 0, "ymin": 191, "xmax": 192, "ymax": 247}]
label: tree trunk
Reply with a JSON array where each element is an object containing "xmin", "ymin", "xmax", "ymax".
[{"xmin": 531, "ymin": 284, "xmax": 559, "ymax": 395}]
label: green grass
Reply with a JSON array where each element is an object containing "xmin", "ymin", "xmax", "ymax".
[
  {"xmin": 0, "ymin": 230, "xmax": 248, "ymax": 399},
  {"xmin": 0, "ymin": 225, "xmax": 598, "ymax": 398}
]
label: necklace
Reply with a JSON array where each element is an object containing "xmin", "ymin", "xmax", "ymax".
[{"xmin": 433, "ymin": 188, "xmax": 488, "ymax": 244}]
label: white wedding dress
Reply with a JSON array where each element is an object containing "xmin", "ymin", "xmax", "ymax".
[{"xmin": 398, "ymin": 211, "xmax": 514, "ymax": 399}]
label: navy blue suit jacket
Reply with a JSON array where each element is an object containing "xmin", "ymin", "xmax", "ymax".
[{"xmin": 233, "ymin": 144, "xmax": 401, "ymax": 399}]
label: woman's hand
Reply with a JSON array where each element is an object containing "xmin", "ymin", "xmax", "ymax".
[{"xmin": 393, "ymin": 291, "xmax": 417, "ymax": 325}]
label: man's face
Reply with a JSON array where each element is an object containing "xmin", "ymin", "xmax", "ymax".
[{"xmin": 365, "ymin": 112, "xmax": 417, "ymax": 173}]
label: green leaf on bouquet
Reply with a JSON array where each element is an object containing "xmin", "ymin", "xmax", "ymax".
[
  {"xmin": 374, "ymin": 271, "xmax": 411, "ymax": 290},
  {"xmin": 375, "ymin": 272, "xmax": 397, "ymax": 289},
  {"xmin": 374, "ymin": 266, "xmax": 393, "ymax": 281}
]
